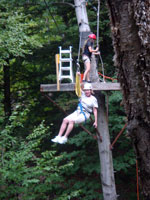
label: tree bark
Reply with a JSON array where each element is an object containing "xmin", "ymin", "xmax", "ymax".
[
  {"xmin": 3, "ymin": 64, "xmax": 11, "ymax": 117},
  {"xmin": 107, "ymin": 0, "xmax": 150, "ymax": 199},
  {"xmin": 74, "ymin": 0, "xmax": 91, "ymax": 32},
  {"xmin": 97, "ymin": 91, "xmax": 117, "ymax": 200},
  {"xmin": 74, "ymin": 1, "xmax": 117, "ymax": 199}
]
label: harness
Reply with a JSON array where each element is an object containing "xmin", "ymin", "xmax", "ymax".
[
  {"xmin": 83, "ymin": 55, "xmax": 91, "ymax": 63},
  {"xmin": 78, "ymin": 102, "xmax": 91, "ymax": 122}
]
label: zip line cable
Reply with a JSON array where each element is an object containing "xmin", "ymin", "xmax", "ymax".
[{"xmin": 96, "ymin": 0, "xmax": 105, "ymax": 82}]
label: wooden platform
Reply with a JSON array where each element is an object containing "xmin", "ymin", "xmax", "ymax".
[{"xmin": 40, "ymin": 82, "xmax": 121, "ymax": 92}]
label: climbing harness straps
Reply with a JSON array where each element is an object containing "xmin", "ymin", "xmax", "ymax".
[
  {"xmin": 78, "ymin": 102, "xmax": 91, "ymax": 122},
  {"xmin": 78, "ymin": 102, "xmax": 87, "ymax": 122}
]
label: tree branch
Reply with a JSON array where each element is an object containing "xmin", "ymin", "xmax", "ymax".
[{"xmin": 50, "ymin": 2, "xmax": 75, "ymax": 8}]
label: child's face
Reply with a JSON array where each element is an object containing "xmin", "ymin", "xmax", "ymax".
[{"xmin": 84, "ymin": 89, "xmax": 91, "ymax": 97}]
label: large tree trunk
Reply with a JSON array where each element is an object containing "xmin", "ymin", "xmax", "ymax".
[
  {"xmin": 107, "ymin": 0, "xmax": 150, "ymax": 199},
  {"xmin": 74, "ymin": 1, "xmax": 117, "ymax": 199}
]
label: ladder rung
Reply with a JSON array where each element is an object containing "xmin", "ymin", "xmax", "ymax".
[
  {"xmin": 61, "ymin": 67, "xmax": 71, "ymax": 71},
  {"xmin": 59, "ymin": 58, "xmax": 72, "ymax": 62},
  {"xmin": 60, "ymin": 75, "xmax": 73, "ymax": 79},
  {"xmin": 60, "ymin": 50, "xmax": 71, "ymax": 53}
]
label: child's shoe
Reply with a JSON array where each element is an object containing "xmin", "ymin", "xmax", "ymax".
[
  {"xmin": 58, "ymin": 136, "xmax": 68, "ymax": 144},
  {"xmin": 51, "ymin": 135, "xmax": 61, "ymax": 143}
]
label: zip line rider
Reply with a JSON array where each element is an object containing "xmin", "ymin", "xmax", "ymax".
[
  {"xmin": 82, "ymin": 33, "xmax": 100, "ymax": 83},
  {"xmin": 51, "ymin": 83, "xmax": 98, "ymax": 144}
]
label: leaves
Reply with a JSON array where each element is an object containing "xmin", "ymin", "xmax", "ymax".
[{"xmin": 0, "ymin": 12, "xmax": 43, "ymax": 66}]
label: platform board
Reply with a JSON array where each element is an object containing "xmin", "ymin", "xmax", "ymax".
[{"xmin": 40, "ymin": 82, "xmax": 121, "ymax": 92}]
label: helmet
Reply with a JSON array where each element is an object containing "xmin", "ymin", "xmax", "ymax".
[
  {"xmin": 83, "ymin": 83, "xmax": 93, "ymax": 90},
  {"xmin": 88, "ymin": 33, "xmax": 96, "ymax": 40}
]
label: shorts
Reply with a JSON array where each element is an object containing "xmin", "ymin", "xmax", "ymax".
[
  {"xmin": 82, "ymin": 55, "xmax": 90, "ymax": 64},
  {"xmin": 65, "ymin": 110, "xmax": 90, "ymax": 124}
]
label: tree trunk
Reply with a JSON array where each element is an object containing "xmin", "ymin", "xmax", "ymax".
[
  {"xmin": 3, "ymin": 64, "xmax": 11, "ymax": 117},
  {"xmin": 74, "ymin": 0, "xmax": 91, "ymax": 33},
  {"xmin": 97, "ymin": 91, "xmax": 117, "ymax": 200},
  {"xmin": 74, "ymin": 1, "xmax": 117, "ymax": 199},
  {"xmin": 91, "ymin": 56, "xmax": 117, "ymax": 200},
  {"xmin": 107, "ymin": 0, "xmax": 150, "ymax": 199},
  {"xmin": 74, "ymin": 0, "xmax": 91, "ymax": 48}
]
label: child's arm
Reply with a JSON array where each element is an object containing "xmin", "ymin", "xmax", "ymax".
[{"xmin": 93, "ymin": 107, "xmax": 98, "ymax": 128}]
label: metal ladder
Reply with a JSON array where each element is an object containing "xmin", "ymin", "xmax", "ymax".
[{"xmin": 59, "ymin": 46, "xmax": 74, "ymax": 83}]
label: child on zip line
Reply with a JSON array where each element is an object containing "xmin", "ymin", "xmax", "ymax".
[{"xmin": 51, "ymin": 83, "xmax": 98, "ymax": 144}]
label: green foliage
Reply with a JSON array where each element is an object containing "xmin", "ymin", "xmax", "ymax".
[
  {"xmin": 0, "ymin": 8, "xmax": 43, "ymax": 66},
  {"xmin": 0, "ymin": 108, "xmax": 66, "ymax": 200},
  {"xmin": 109, "ymin": 91, "xmax": 126, "ymax": 132},
  {"xmin": 0, "ymin": 107, "xmax": 102, "ymax": 200},
  {"xmin": 113, "ymin": 150, "xmax": 135, "ymax": 172}
]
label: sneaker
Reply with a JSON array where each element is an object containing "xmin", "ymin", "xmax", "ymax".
[
  {"xmin": 51, "ymin": 135, "xmax": 61, "ymax": 143},
  {"xmin": 87, "ymin": 80, "xmax": 91, "ymax": 83},
  {"xmin": 58, "ymin": 136, "xmax": 68, "ymax": 144},
  {"xmin": 82, "ymin": 80, "xmax": 86, "ymax": 83}
]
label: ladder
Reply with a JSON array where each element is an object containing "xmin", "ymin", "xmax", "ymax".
[{"xmin": 58, "ymin": 46, "xmax": 74, "ymax": 83}]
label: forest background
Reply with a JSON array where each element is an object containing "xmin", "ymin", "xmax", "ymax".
[{"xmin": 0, "ymin": 0, "xmax": 138, "ymax": 199}]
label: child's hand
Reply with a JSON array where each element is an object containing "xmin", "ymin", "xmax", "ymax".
[
  {"xmin": 95, "ymin": 47, "xmax": 99, "ymax": 51},
  {"xmin": 93, "ymin": 122, "xmax": 97, "ymax": 128}
]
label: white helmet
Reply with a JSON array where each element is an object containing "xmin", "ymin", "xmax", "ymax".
[{"xmin": 83, "ymin": 83, "xmax": 92, "ymax": 90}]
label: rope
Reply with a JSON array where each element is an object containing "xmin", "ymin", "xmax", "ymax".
[
  {"xmin": 96, "ymin": 0, "xmax": 105, "ymax": 82},
  {"xmin": 99, "ymin": 54, "xmax": 105, "ymax": 82},
  {"xmin": 97, "ymin": 0, "xmax": 100, "ymax": 48},
  {"xmin": 77, "ymin": 32, "xmax": 82, "ymax": 66},
  {"xmin": 110, "ymin": 123, "xmax": 127, "ymax": 150},
  {"xmin": 98, "ymin": 72, "xmax": 117, "ymax": 82}
]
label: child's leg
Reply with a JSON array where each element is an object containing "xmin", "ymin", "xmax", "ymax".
[
  {"xmin": 83, "ymin": 61, "xmax": 91, "ymax": 81},
  {"xmin": 58, "ymin": 118, "xmax": 69, "ymax": 136},
  {"xmin": 64, "ymin": 121, "xmax": 74, "ymax": 138}
]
